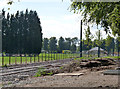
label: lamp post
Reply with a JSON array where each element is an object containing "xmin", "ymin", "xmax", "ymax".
[{"xmin": 80, "ymin": 20, "xmax": 82, "ymax": 57}]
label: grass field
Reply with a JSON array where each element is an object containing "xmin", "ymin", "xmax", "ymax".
[
  {"xmin": 74, "ymin": 55, "xmax": 120, "ymax": 61},
  {"xmin": 0, "ymin": 53, "xmax": 80, "ymax": 66}
]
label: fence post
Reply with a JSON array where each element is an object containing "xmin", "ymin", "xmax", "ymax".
[
  {"xmin": 15, "ymin": 55, "xmax": 17, "ymax": 64},
  {"xmin": 38, "ymin": 54, "xmax": 39, "ymax": 62},
  {"xmin": 20, "ymin": 54, "xmax": 22, "ymax": 64},
  {"xmin": 45, "ymin": 52, "xmax": 46, "ymax": 61},
  {"xmin": 30, "ymin": 54, "xmax": 32, "ymax": 63},
  {"xmin": 9, "ymin": 54, "xmax": 11, "ymax": 65},
  {"xmin": 2, "ymin": 54, "xmax": 4, "ymax": 66},
  {"xmin": 25, "ymin": 54, "xmax": 27, "ymax": 64},
  {"xmin": 56, "ymin": 53, "xmax": 57, "ymax": 60},
  {"xmin": 53, "ymin": 52, "xmax": 55, "ymax": 60},
  {"xmin": 59, "ymin": 53, "xmax": 60, "ymax": 60},
  {"xmin": 51, "ymin": 51, "xmax": 52, "ymax": 60},
  {"xmin": 42, "ymin": 52, "xmax": 43, "ymax": 61},
  {"xmin": 34, "ymin": 54, "xmax": 35, "ymax": 63}
]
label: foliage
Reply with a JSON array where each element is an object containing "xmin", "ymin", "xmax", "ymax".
[
  {"xmin": 105, "ymin": 35, "xmax": 115, "ymax": 55},
  {"xmin": 34, "ymin": 67, "xmax": 46, "ymax": 77},
  {"xmin": 116, "ymin": 36, "xmax": 120, "ymax": 56},
  {"xmin": 84, "ymin": 26, "xmax": 93, "ymax": 50},
  {"xmin": 58, "ymin": 37, "xmax": 65, "ymax": 53},
  {"xmin": 95, "ymin": 30, "xmax": 103, "ymax": 57},
  {"xmin": 49, "ymin": 37, "xmax": 57, "ymax": 52},
  {"xmin": 71, "ymin": 37, "xmax": 78, "ymax": 52},
  {"xmin": 2, "ymin": 9, "xmax": 42, "ymax": 54},
  {"xmin": 34, "ymin": 67, "xmax": 53, "ymax": 77},
  {"xmin": 43, "ymin": 38, "xmax": 49, "ymax": 51},
  {"xmin": 70, "ymin": 2, "xmax": 120, "ymax": 36}
]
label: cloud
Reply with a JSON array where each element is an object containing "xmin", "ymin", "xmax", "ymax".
[
  {"xmin": 40, "ymin": 13, "xmax": 109, "ymax": 40},
  {"xmin": 0, "ymin": 0, "xmax": 8, "ymax": 9},
  {"xmin": 40, "ymin": 14, "xmax": 82, "ymax": 39}
]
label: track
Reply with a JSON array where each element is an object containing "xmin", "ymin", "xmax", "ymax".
[{"xmin": 1, "ymin": 58, "xmax": 74, "ymax": 82}]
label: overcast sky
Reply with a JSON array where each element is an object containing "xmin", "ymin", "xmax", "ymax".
[{"xmin": 0, "ymin": 0, "xmax": 108, "ymax": 39}]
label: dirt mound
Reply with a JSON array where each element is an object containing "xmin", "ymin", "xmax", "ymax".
[
  {"xmin": 53, "ymin": 58, "xmax": 117, "ymax": 74},
  {"xmin": 35, "ymin": 58, "xmax": 117, "ymax": 76}
]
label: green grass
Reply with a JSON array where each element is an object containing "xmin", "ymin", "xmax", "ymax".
[
  {"xmin": 0, "ymin": 53, "xmax": 80, "ymax": 66},
  {"xmin": 101, "ymin": 56, "xmax": 120, "ymax": 59},
  {"xmin": 74, "ymin": 56, "xmax": 120, "ymax": 61}
]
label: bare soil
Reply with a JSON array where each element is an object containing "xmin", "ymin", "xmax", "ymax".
[{"xmin": 15, "ymin": 58, "xmax": 120, "ymax": 88}]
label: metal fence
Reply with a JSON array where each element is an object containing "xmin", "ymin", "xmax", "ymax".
[{"xmin": 0, "ymin": 52, "xmax": 80, "ymax": 66}]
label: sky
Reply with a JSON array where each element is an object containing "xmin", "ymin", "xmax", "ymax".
[{"xmin": 0, "ymin": 0, "xmax": 108, "ymax": 39}]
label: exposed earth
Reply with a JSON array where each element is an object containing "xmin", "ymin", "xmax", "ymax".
[
  {"xmin": 20, "ymin": 65, "xmax": 119, "ymax": 88},
  {"xmin": 2, "ymin": 58, "xmax": 120, "ymax": 88}
]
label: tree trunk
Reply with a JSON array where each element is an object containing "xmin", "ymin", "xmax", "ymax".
[
  {"xmin": 98, "ymin": 46, "xmax": 100, "ymax": 57},
  {"xmin": 113, "ymin": 48, "xmax": 114, "ymax": 56},
  {"xmin": 118, "ymin": 47, "xmax": 120, "ymax": 56}
]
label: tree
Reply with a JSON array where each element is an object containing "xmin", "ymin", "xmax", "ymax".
[
  {"xmin": 105, "ymin": 35, "xmax": 113, "ymax": 56},
  {"xmin": 64, "ymin": 38, "xmax": 71, "ymax": 50},
  {"xmin": 70, "ymin": 2, "xmax": 120, "ymax": 36},
  {"xmin": 43, "ymin": 38, "xmax": 49, "ymax": 52},
  {"xmin": 111, "ymin": 38, "xmax": 115, "ymax": 56},
  {"xmin": 58, "ymin": 37, "xmax": 65, "ymax": 53},
  {"xmin": 84, "ymin": 26, "xmax": 93, "ymax": 57},
  {"xmin": 100, "ymin": 39, "xmax": 106, "ymax": 50},
  {"xmin": 71, "ymin": 37, "xmax": 78, "ymax": 52},
  {"xmin": 95, "ymin": 30, "xmax": 102, "ymax": 57},
  {"xmin": 49, "ymin": 37, "xmax": 57, "ymax": 52},
  {"xmin": 116, "ymin": 36, "xmax": 120, "ymax": 56},
  {"xmin": 2, "ymin": 9, "xmax": 43, "ymax": 54}
]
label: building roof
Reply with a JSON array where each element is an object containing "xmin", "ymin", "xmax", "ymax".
[{"xmin": 89, "ymin": 47, "xmax": 104, "ymax": 52}]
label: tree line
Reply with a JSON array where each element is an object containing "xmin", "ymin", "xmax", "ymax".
[
  {"xmin": 2, "ymin": 9, "xmax": 42, "ymax": 55},
  {"xmin": 43, "ymin": 28, "xmax": 120, "ymax": 56},
  {"xmin": 43, "ymin": 37, "xmax": 78, "ymax": 53}
]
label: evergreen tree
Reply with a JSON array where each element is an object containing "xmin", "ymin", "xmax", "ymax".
[
  {"xmin": 65, "ymin": 38, "xmax": 71, "ymax": 50},
  {"xmin": 49, "ymin": 37, "xmax": 57, "ymax": 52},
  {"xmin": 58, "ymin": 36, "xmax": 64, "ymax": 53},
  {"xmin": 43, "ymin": 38, "xmax": 49, "ymax": 52},
  {"xmin": 2, "ymin": 9, "xmax": 43, "ymax": 55}
]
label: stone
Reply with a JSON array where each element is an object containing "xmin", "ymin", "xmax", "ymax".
[
  {"xmin": 103, "ymin": 70, "xmax": 120, "ymax": 75},
  {"xmin": 55, "ymin": 72, "xmax": 84, "ymax": 76},
  {"xmin": 18, "ymin": 75, "xmax": 29, "ymax": 80}
]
